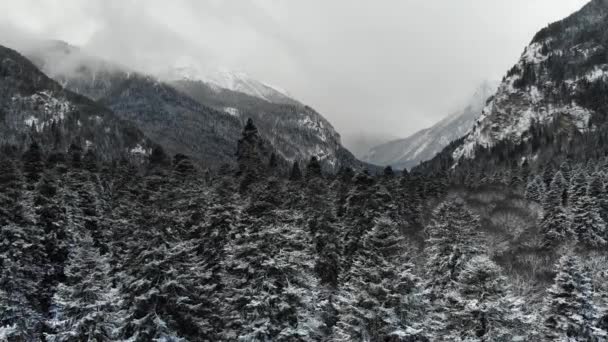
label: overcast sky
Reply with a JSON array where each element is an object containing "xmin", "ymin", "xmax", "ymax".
[{"xmin": 0, "ymin": 0, "xmax": 590, "ymax": 147}]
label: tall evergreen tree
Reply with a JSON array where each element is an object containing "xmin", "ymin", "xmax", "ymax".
[
  {"xmin": 333, "ymin": 217, "xmax": 423, "ymax": 341},
  {"xmin": 289, "ymin": 161, "xmax": 302, "ymax": 181},
  {"xmin": 442, "ymin": 255, "xmax": 529, "ymax": 341},
  {"xmin": 541, "ymin": 171, "xmax": 572, "ymax": 246},
  {"xmin": 306, "ymin": 156, "xmax": 323, "ymax": 179},
  {"xmin": 424, "ymin": 200, "xmax": 484, "ymax": 290},
  {"xmin": 569, "ymin": 171, "xmax": 588, "ymax": 208},
  {"xmin": 543, "ymin": 255, "xmax": 600, "ymax": 341},
  {"xmin": 45, "ymin": 234, "xmax": 124, "ymax": 342},
  {"xmin": 571, "ymin": 193, "xmax": 606, "ymax": 247},
  {"xmin": 525, "ymin": 175, "xmax": 545, "ymax": 203},
  {"xmin": 545, "ymin": 171, "xmax": 568, "ymax": 209}
]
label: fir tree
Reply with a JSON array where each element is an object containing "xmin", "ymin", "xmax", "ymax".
[
  {"xmin": 306, "ymin": 156, "xmax": 323, "ymax": 179},
  {"xmin": 289, "ymin": 161, "xmax": 302, "ymax": 181},
  {"xmin": 569, "ymin": 171, "xmax": 588, "ymax": 208},
  {"xmin": 333, "ymin": 217, "xmax": 423, "ymax": 341},
  {"xmin": 443, "ymin": 255, "xmax": 528, "ymax": 341},
  {"xmin": 545, "ymin": 171, "xmax": 568, "ymax": 209},
  {"xmin": 312, "ymin": 214, "xmax": 341, "ymax": 287},
  {"xmin": 22, "ymin": 141, "xmax": 44, "ymax": 184},
  {"xmin": 525, "ymin": 175, "xmax": 545, "ymax": 203},
  {"xmin": 45, "ymin": 234, "xmax": 124, "ymax": 342},
  {"xmin": 220, "ymin": 210, "xmax": 321, "ymax": 341},
  {"xmin": 0, "ymin": 159, "xmax": 24, "ymax": 224},
  {"xmin": 424, "ymin": 200, "xmax": 484, "ymax": 290},
  {"xmin": 571, "ymin": 193, "xmax": 606, "ymax": 247},
  {"xmin": 543, "ymin": 255, "xmax": 600, "ymax": 341},
  {"xmin": 383, "ymin": 165, "xmax": 395, "ymax": 177}
]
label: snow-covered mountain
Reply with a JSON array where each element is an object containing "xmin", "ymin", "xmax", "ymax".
[
  {"xmin": 19, "ymin": 41, "xmax": 370, "ymax": 171},
  {"xmin": 363, "ymin": 81, "xmax": 498, "ymax": 170},
  {"xmin": 159, "ymin": 63, "xmax": 298, "ymax": 105},
  {"xmin": 451, "ymin": 0, "xmax": 608, "ymax": 164}
]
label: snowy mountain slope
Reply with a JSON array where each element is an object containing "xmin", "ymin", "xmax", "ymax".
[
  {"xmin": 170, "ymin": 79, "xmax": 370, "ymax": 172},
  {"xmin": 0, "ymin": 44, "xmax": 152, "ymax": 158},
  {"xmin": 451, "ymin": 0, "xmax": 608, "ymax": 164},
  {"xmin": 159, "ymin": 63, "xmax": 298, "ymax": 105},
  {"xmin": 22, "ymin": 41, "xmax": 370, "ymax": 171},
  {"xmin": 363, "ymin": 81, "xmax": 498, "ymax": 170}
]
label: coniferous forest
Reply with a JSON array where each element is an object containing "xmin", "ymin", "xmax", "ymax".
[{"xmin": 2, "ymin": 118, "xmax": 608, "ymax": 341}]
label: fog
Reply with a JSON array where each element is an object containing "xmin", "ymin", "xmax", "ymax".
[{"xmin": 0, "ymin": 0, "xmax": 589, "ymax": 152}]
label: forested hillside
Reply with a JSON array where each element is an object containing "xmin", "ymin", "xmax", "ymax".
[{"xmin": 2, "ymin": 119, "xmax": 608, "ymax": 341}]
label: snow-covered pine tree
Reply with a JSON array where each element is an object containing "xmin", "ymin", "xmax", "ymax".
[
  {"xmin": 588, "ymin": 172, "xmax": 608, "ymax": 225},
  {"xmin": 236, "ymin": 118, "xmax": 265, "ymax": 192},
  {"xmin": 332, "ymin": 217, "xmax": 424, "ymax": 341},
  {"xmin": 423, "ymin": 200, "xmax": 485, "ymax": 337},
  {"xmin": 22, "ymin": 141, "xmax": 44, "ymax": 184},
  {"xmin": 35, "ymin": 170, "xmax": 70, "ymax": 310},
  {"xmin": 45, "ymin": 234, "xmax": 124, "ymax": 342},
  {"xmin": 544, "ymin": 171, "xmax": 568, "ymax": 209},
  {"xmin": 0, "ymin": 239, "xmax": 45, "ymax": 341},
  {"xmin": 0, "ymin": 156, "xmax": 47, "ymax": 339},
  {"xmin": 119, "ymin": 239, "xmax": 204, "ymax": 341},
  {"xmin": 424, "ymin": 200, "xmax": 484, "ymax": 290},
  {"xmin": 312, "ymin": 213, "xmax": 341, "ymax": 287},
  {"xmin": 540, "ymin": 205, "xmax": 572, "ymax": 247},
  {"xmin": 443, "ymin": 255, "xmax": 529, "ymax": 341},
  {"xmin": 571, "ymin": 192, "xmax": 606, "ymax": 247},
  {"xmin": 540, "ymin": 171, "xmax": 572, "ymax": 246},
  {"xmin": 543, "ymin": 255, "xmax": 601, "ymax": 341},
  {"xmin": 525, "ymin": 175, "xmax": 545, "ymax": 203},
  {"xmin": 0, "ymin": 159, "xmax": 23, "ymax": 225},
  {"xmin": 569, "ymin": 170, "xmax": 588, "ymax": 208},
  {"xmin": 220, "ymin": 204, "xmax": 321, "ymax": 341},
  {"xmin": 543, "ymin": 165, "xmax": 556, "ymax": 188}
]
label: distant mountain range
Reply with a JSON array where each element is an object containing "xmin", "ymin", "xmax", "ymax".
[
  {"xmin": 19, "ymin": 40, "xmax": 368, "ymax": 172},
  {"xmin": 363, "ymin": 81, "xmax": 498, "ymax": 170}
]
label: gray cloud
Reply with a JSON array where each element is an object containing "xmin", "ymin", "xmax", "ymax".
[{"xmin": 0, "ymin": 0, "xmax": 590, "ymax": 149}]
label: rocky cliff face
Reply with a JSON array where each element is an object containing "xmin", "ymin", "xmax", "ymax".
[{"xmin": 452, "ymin": 0, "xmax": 608, "ymax": 164}]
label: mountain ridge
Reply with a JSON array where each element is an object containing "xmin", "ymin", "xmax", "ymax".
[
  {"xmin": 447, "ymin": 0, "xmax": 608, "ymax": 166},
  {"xmin": 364, "ymin": 81, "xmax": 498, "ymax": 170},
  {"xmin": 21, "ymin": 40, "xmax": 370, "ymax": 172}
]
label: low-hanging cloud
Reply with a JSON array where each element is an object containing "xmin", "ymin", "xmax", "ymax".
[{"xmin": 0, "ymin": 0, "xmax": 590, "ymax": 151}]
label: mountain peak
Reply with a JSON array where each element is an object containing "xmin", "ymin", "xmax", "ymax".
[{"xmin": 159, "ymin": 60, "xmax": 294, "ymax": 105}]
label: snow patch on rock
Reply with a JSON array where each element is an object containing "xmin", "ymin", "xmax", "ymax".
[
  {"xmin": 129, "ymin": 143, "xmax": 149, "ymax": 155},
  {"xmin": 223, "ymin": 107, "xmax": 239, "ymax": 116},
  {"xmin": 13, "ymin": 91, "xmax": 72, "ymax": 131}
]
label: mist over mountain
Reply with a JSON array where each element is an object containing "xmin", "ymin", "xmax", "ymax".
[
  {"xmin": 363, "ymin": 81, "xmax": 499, "ymax": 170},
  {"xmin": 18, "ymin": 40, "xmax": 368, "ymax": 172}
]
